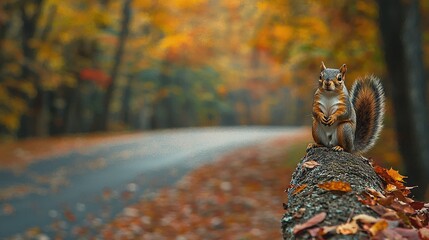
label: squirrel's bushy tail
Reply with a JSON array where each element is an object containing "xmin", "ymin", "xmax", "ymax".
[{"xmin": 350, "ymin": 75, "xmax": 385, "ymax": 153}]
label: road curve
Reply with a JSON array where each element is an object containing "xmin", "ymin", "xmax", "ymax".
[{"xmin": 0, "ymin": 126, "xmax": 306, "ymax": 238}]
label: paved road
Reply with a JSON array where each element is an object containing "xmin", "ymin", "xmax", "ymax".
[{"xmin": 0, "ymin": 127, "xmax": 305, "ymax": 238}]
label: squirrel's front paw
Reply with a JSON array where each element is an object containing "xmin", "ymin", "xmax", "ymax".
[
  {"xmin": 320, "ymin": 116, "xmax": 329, "ymax": 125},
  {"xmin": 307, "ymin": 143, "xmax": 321, "ymax": 152},
  {"xmin": 332, "ymin": 146, "xmax": 344, "ymax": 152},
  {"xmin": 325, "ymin": 116, "xmax": 336, "ymax": 126}
]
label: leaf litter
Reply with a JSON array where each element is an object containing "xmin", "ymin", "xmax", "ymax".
[{"xmin": 292, "ymin": 160, "xmax": 429, "ymax": 239}]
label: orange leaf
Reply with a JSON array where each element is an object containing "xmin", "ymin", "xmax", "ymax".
[
  {"xmin": 293, "ymin": 212, "xmax": 327, "ymax": 235},
  {"xmin": 368, "ymin": 220, "xmax": 388, "ymax": 236},
  {"xmin": 292, "ymin": 184, "xmax": 308, "ymax": 195},
  {"xmin": 302, "ymin": 160, "xmax": 320, "ymax": 169},
  {"xmin": 318, "ymin": 181, "xmax": 352, "ymax": 192},
  {"xmin": 386, "ymin": 168, "xmax": 406, "ymax": 182},
  {"xmin": 373, "ymin": 165, "xmax": 406, "ymax": 190},
  {"xmin": 385, "ymin": 183, "xmax": 397, "ymax": 192}
]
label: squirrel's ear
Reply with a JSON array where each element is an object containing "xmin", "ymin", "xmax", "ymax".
[
  {"xmin": 320, "ymin": 61, "xmax": 326, "ymax": 72},
  {"xmin": 340, "ymin": 64, "xmax": 347, "ymax": 75}
]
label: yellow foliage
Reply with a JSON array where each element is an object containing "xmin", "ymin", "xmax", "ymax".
[
  {"xmin": 272, "ymin": 25, "xmax": 293, "ymax": 42},
  {"xmin": 356, "ymin": 1, "xmax": 377, "ymax": 18},
  {"xmin": 21, "ymin": 82, "xmax": 37, "ymax": 99},
  {"xmin": 10, "ymin": 97, "xmax": 27, "ymax": 113},
  {"xmin": 0, "ymin": 114, "xmax": 20, "ymax": 131},
  {"xmin": 63, "ymin": 74, "xmax": 77, "ymax": 88},
  {"xmin": 170, "ymin": 0, "xmax": 206, "ymax": 10},
  {"xmin": 158, "ymin": 33, "xmax": 192, "ymax": 51},
  {"xmin": 132, "ymin": 0, "xmax": 152, "ymax": 10},
  {"xmin": 6, "ymin": 63, "xmax": 21, "ymax": 75}
]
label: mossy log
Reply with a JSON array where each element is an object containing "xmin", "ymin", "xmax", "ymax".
[{"xmin": 281, "ymin": 147, "xmax": 384, "ymax": 239}]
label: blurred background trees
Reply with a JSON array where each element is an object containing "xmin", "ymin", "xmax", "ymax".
[
  {"xmin": 0, "ymin": 1, "xmax": 428, "ymax": 195},
  {"xmin": 0, "ymin": 0, "xmax": 386, "ymax": 137}
]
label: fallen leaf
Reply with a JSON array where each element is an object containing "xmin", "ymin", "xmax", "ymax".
[
  {"xmin": 377, "ymin": 195, "xmax": 394, "ymax": 206},
  {"xmin": 387, "ymin": 168, "xmax": 406, "ymax": 182},
  {"xmin": 336, "ymin": 220, "xmax": 359, "ymax": 235},
  {"xmin": 366, "ymin": 188, "xmax": 385, "ymax": 198},
  {"xmin": 293, "ymin": 212, "xmax": 327, "ymax": 235},
  {"xmin": 396, "ymin": 211, "xmax": 412, "ymax": 227},
  {"xmin": 370, "ymin": 205, "xmax": 389, "ymax": 216},
  {"xmin": 307, "ymin": 227, "xmax": 322, "ymax": 237},
  {"xmin": 302, "ymin": 160, "xmax": 320, "ymax": 169},
  {"xmin": 390, "ymin": 201, "xmax": 415, "ymax": 214},
  {"xmin": 419, "ymin": 227, "xmax": 429, "ymax": 240},
  {"xmin": 373, "ymin": 165, "xmax": 406, "ymax": 191},
  {"xmin": 380, "ymin": 229, "xmax": 405, "ymax": 239},
  {"xmin": 392, "ymin": 227, "xmax": 419, "ymax": 239},
  {"xmin": 318, "ymin": 181, "xmax": 352, "ymax": 192},
  {"xmin": 357, "ymin": 193, "xmax": 377, "ymax": 206},
  {"xmin": 321, "ymin": 225, "xmax": 337, "ymax": 235},
  {"xmin": 410, "ymin": 216, "xmax": 423, "ymax": 228},
  {"xmin": 368, "ymin": 220, "xmax": 388, "ymax": 236},
  {"xmin": 353, "ymin": 214, "xmax": 378, "ymax": 224},
  {"xmin": 385, "ymin": 184, "xmax": 397, "ymax": 192},
  {"xmin": 381, "ymin": 211, "xmax": 400, "ymax": 221},
  {"xmin": 292, "ymin": 184, "xmax": 307, "ymax": 195},
  {"xmin": 410, "ymin": 201, "xmax": 425, "ymax": 210}
]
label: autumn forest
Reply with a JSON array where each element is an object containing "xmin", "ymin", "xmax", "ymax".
[{"xmin": 0, "ymin": 0, "xmax": 411, "ymax": 137}]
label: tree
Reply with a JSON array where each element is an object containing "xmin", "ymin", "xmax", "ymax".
[
  {"xmin": 100, "ymin": 0, "xmax": 132, "ymax": 130},
  {"xmin": 377, "ymin": 0, "xmax": 429, "ymax": 200}
]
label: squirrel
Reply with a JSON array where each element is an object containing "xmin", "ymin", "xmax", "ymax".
[{"xmin": 307, "ymin": 62, "xmax": 385, "ymax": 153}]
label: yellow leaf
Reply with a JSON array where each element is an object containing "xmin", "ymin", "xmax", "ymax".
[
  {"xmin": 387, "ymin": 168, "xmax": 406, "ymax": 183},
  {"xmin": 368, "ymin": 220, "xmax": 388, "ymax": 236}
]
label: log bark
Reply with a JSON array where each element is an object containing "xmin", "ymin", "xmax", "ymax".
[{"xmin": 281, "ymin": 147, "xmax": 384, "ymax": 239}]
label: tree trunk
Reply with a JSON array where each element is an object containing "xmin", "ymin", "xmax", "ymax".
[
  {"xmin": 64, "ymin": 77, "xmax": 84, "ymax": 133},
  {"xmin": 100, "ymin": 0, "xmax": 132, "ymax": 130},
  {"xmin": 281, "ymin": 147, "xmax": 383, "ymax": 239},
  {"xmin": 121, "ymin": 74, "xmax": 133, "ymax": 125},
  {"xmin": 17, "ymin": 0, "xmax": 44, "ymax": 138},
  {"xmin": 377, "ymin": 0, "xmax": 429, "ymax": 200}
]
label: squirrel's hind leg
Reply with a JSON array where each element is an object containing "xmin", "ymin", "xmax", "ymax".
[
  {"xmin": 336, "ymin": 122, "xmax": 355, "ymax": 153},
  {"xmin": 308, "ymin": 119, "xmax": 325, "ymax": 152}
]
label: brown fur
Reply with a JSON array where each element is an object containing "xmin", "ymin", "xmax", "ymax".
[{"xmin": 310, "ymin": 63, "xmax": 384, "ymax": 154}]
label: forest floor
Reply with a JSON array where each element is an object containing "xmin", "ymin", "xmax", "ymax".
[
  {"xmin": 98, "ymin": 131, "xmax": 311, "ymax": 240},
  {"xmin": 1, "ymin": 128, "xmax": 314, "ymax": 239}
]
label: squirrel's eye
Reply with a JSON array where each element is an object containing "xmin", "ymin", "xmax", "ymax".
[
  {"xmin": 319, "ymin": 75, "xmax": 322, "ymax": 80},
  {"xmin": 337, "ymin": 76, "xmax": 342, "ymax": 81}
]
